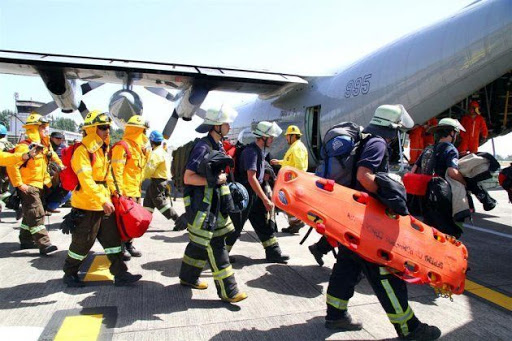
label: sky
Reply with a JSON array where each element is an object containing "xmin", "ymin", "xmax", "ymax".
[{"xmin": 1, "ymin": 0, "xmax": 508, "ymax": 154}]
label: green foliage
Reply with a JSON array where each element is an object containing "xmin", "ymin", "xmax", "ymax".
[
  {"xmin": 50, "ymin": 117, "xmax": 77, "ymax": 132},
  {"xmin": 110, "ymin": 128, "xmax": 124, "ymax": 145},
  {"xmin": 0, "ymin": 110, "xmax": 13, "ymax": 129}
]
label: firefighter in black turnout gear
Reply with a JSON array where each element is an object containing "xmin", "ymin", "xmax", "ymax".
[
  {"xmin": 225, "ymin": 121, "xmax": 289, "ymax": 263},
  {"xmin": 325, "ymin": 105, "xmax": 441, "ymax": 340},
  {"xmin": 178, "ymin": 107, "xmax": 247, "ymax": 303}
]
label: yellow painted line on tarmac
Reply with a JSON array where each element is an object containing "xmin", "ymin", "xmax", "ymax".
[
  {"xmin": 54, "ymin": 314, "xmax": 103, "ymax": 341},
  {"xmin": 83, "ymin": 255, "xmax": 113, "ymax": 282},
  {"xmin": 465, "ymin": 279, "xmax": 512, "ymax": 311}
]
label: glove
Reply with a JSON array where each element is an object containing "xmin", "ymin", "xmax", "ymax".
[{"xmin": 173, "ymin": 213, "xmax": 188, "ymax": 231}]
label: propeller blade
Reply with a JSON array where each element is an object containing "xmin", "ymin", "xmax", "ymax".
[
  {"xmin": 145, "ymin": 87, "xmax": 176, "ymax": 102},
  {"xmin": 35, "ymin": 101, "xmax": 58, "ymax": 116},
  {"xmin": 81, "ymin": 81, "xmax": 103, "ymax": 95},
  {"xmin": 162, "ymin": 110, "xmax": 180, "ymax": 139},
  {"xmin": 78, "ymin": 101, "xmax": 89, "ymax": 119},
  {"xmin": 196, "ymin": 108, "xmax": 207, "ymax": 119}
]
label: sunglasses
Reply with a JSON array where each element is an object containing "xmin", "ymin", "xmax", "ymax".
[{"xmin": 97, "ymin": 125, "xmax": 111, "ymax": 131}]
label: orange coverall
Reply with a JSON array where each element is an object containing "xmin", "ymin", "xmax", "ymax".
[{"xmin": 458, "ymin": 114, "xmax": 488, "ymax": 154}]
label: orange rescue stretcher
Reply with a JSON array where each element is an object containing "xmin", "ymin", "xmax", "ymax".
[{"xmin": 272, "ymin": 167, "xmax": 468, "ymax": 296}]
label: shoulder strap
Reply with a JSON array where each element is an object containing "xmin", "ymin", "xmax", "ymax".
[{"xmin": 110, "ymin": 140, "xmax": 132, "ymax": 160}]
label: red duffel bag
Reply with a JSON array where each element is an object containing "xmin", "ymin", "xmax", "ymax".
[
  {"xmin": 111, "ymin": 195, "xmax": 153, "ymax": 241},
  {"xmin": 402, "ymin": 173, "xmax": 433, "ymax": 196}
]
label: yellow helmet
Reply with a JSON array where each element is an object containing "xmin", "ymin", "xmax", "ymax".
[
  {"xmin": 285, "ymin": 125, "xmax": 302, "ymax": 136},
  {"xmin": 83, "ymin": 110, "xmax": 112, "ymax": 128},
  {"xmin": 23, "ymin": 113, "xmax": 49, "ymax": 127},
  {"xmin": 125, "ymin": 115, "xmax": 149, "ymax": 129}
]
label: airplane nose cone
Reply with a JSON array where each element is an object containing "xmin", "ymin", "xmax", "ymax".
[{"xmin": 109, "ymin": 89, "xmax": 143, "ymax": 128}]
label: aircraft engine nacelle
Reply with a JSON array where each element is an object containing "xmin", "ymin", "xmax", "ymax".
[
  {"xmin": 38, "ymin": 68, "xmax": 81, "ymax": 113},
  {"xmin": 175, "ymin": 85, "xmax": 209, "ymax": 121},
  {"xmin": 108, "ymin": 89, "xmax": 143, "ymax": 128}
]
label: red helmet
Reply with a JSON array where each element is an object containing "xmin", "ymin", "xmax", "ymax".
[{"xmin": 469, "ymin": 100, "xmax": 480, "ymax": 109}]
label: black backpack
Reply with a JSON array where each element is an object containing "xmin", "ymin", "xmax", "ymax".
[
  {"xmin": 232, "ymin": 143, "xmax": 262, "ymax": 184},
  {"xmin": 314, "ymin": 122, "xmax": 369, "ymax": 187},
  {"xmin": 420, "ymin": 145, "xmax": 436, "ymax": 175},
  {"xmin": 171, "ymin": 137, "xmax": 212, "ymax": 193}
]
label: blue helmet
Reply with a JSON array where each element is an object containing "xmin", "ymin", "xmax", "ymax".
[
  {"xmin": 149, "ymin": 130, "xmax": 164, "ymax": 143},
  {"xmin": 228, "ymin": 182, "xmax": 249, "ymax": 213},
  {"xmin": 0, "ymin": 124, "xmax": 7, "ymax": 135}
]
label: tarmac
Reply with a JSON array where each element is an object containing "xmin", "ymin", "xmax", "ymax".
[{"xmin": 0, "ymin": 189, "xmax": 511, "ymax": 341}]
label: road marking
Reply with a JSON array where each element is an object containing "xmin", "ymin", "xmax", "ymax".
[
  {"xmin": 463, "ymin": 224, "xmax": 512, "ymax": 239},
  {"xmin": 54, "ymin": 314, "xmax": 103, "ymax": 341},
  {"xmin": 465, "ymin": 279, "xmax": 512, "ymax": 311},
  {"xmin": 84, "ymin": 254, "xmax": 113, "ymax": 282}
]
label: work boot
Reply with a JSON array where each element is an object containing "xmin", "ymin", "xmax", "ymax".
[
  {"xmin": 180, "ymin": 279, "xmax": 208, "ymax": 290},
  {"xmin": 122, "ymin": 245, "xmax": 131, "ymax": 261},
  {"xmin": 265, "ymin": 247, "xmax": 290, "ymax": 264},
  {"xmin": 20, "ymin": 241, "xmax": 38, "ymax": 250},
  {"xmin": 125, "ymin": 242, "xmax": 142, "ymax": 257},
  {"xmin": 281, "ymin": 222, "xmax": 305, "ymax": 234},
  {"xmin": 114, "ymin": 272, "xmax": 142, "ymax": 286},
  {"xmin": 325, "ymin": 313, "xmax": 363, "ymax": 331},
  {"xmin": 308, "ymin": 244, "xmax": 324, "ymax": 266},
  {"xmin": 63, "ymin": 274, "xmax": 85, "ymax": 288},
  {"xmin": 221, "ymin": 292, "xmax": 248, "ymax": 303},
  {"xmin": 39, "ymin": 244, "xmax": 58, "ymax": 256},
  {"xmin": 400, "ymin": 322, "xmax": 441, "ymax": 340}
]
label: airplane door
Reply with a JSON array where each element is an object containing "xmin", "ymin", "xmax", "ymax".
[{"xmin": 305, "ymin": 105, "xmax": 322, "ymax": 164}]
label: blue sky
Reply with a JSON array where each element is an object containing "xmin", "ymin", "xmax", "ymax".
[{"xmin": 3, "ymin": 0, "xmax": 506, "ymax": 153}]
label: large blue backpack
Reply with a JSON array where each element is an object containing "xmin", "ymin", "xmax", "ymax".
[{"xmin": 315, "ymin": 122, "xmax": 369, "ymax": 187}]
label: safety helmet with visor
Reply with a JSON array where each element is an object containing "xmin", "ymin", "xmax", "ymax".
[
  {"xmin": 252, "ymin": 121, "xmax": 283, "ymax": 138},
  {"xmin": 285, "ymin": 125, "xmax": 302, "ymax": 136},
  {"xmin": 83, "ymin": 110, "xmax": 113, "ymax": 129},
  {"xmin": 427, "ymin": 118, "xmax": 465, "ymax": 133},
  {"xmin": 195, "ymin": 106, "xmax": 238, "ymax": 133},
  {"xmin": 23, "ymin": 113, "xmax": 49, "ymax": 128},
  {"xmin": 364, "ymin": 104, "xmax": 414, "ymax": 140},
  {"xmin": 125, "ymin": 115, "xmax": 150, "ymax": 129}
]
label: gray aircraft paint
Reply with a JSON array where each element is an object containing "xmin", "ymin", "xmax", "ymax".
[{"xmin": 231, "ymin": 0, "xmax": 512, "ymax": 165}]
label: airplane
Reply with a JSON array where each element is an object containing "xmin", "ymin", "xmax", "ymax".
[{"xmin": 0, "ymin": 0, "xmax": 511, "ymax": 168}]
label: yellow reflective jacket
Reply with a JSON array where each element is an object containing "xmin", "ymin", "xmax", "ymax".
[
  {"xmin": 111, "ymin": 127, "xmax": 149, "ymax": 198},
  {"xmin": 0, "ymin": 151, "xmax": 24, "ymax": 167},
  {"xmin": 71, "ymin": 127, "xmax": 114, "ymax": 211},
  {"xmin": 277, "ymin": 140, "xmax": 308, "ymax": 171},
  {"xmin": 144, "ymin": 145, "xmax": 170, "ymax": 180},
  {"xmin": 6, "ymin": 127, "xmax": 63, "ymax": 189}
]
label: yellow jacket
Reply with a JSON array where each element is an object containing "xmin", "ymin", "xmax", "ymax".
[
  {"xmin": 71, "ymin": 126, "xmax": 114, "ymax": 211},
  {"xmin": 111, "ymin": 127, "xmax": 149, "ymax": 198},
  {"xmin": 277, "ymin": 140, "xmax": 308, "ymax": 171},
  {"xmin": 0, "ymin": 152, "xmax": 25, "ymax": 167},
  {"xmin": 6, "ymin": 127, "xmax": 63, "ymax": 189},
  {"xmin": 144, "ymin": 145, "xmax": 170, "ymax": 180}
]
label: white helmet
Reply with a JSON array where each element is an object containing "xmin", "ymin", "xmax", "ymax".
[
  {"xmin": 252, "ymin": 121, "xmax": 282, "ymax": 138},
  {"xmin": 195, "ymin": 106, "xmax": 238, "ymax": 133},
  {"xmin": 369, "ymin": 104, "xmax": 414, "ymax": 130},
  {"xmin": 428, "ymin": 118, "xmax": 466, "ymax": 133}
]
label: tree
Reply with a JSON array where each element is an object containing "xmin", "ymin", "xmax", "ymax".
[
  {"xmin": 110, "ymin": 128, "xmax": 124, "ymax": 145},
  {"xmin": 0, "ymin": 109, "xmax": 14, "ymax": 129},
  {"xmin": 51, "ymin": 117, "xmax": 77, "ymax": 132}
]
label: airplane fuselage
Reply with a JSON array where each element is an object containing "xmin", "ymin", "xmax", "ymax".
[{"xmin": 231, "ymin": 0, "xmax": 512, "ymax": 166}]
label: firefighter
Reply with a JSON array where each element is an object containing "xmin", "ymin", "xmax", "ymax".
[
  {"xmin": 63, "ymin": 110, "xmax": 141, "ymax": 287},
  {"xmin": 225, "ymin": 121, "xmax": 290, "ymax": 263},
  {"xmin": 325, "ymin": 105, "xmax": 441, "ymax": 340},
  {"xmin": 270, "ymin": 125, "xmax": 309, "ymax": 233},
  {"xmin": 111, "ymin": 115, "xmax": 150, "ymax": 259},
  {"xmin": 143, "ymin": 130, "xmax": 179, "ymax": 225},
  {"xmin": 6, "ymin": 114, "xmax": 61, "ymax": 254},
  {"xmin": 423, "ymin": 118, "xmax": 438, "ymax": 147},
  {"xmin": 407, "ymin": 125, "xmax": 424, "ymax": 165},
  {"xmin": 458, "ymin": 101, "xmax": 488, "ymax": 154},
  {"xmin": 178, "ymin": 107, "xmax": 247, "ymax": 303}
]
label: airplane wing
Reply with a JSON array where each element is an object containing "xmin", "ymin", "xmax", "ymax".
[{"xmin": 0, "ymin": 50, "xmax": 306, "ymax": 93}]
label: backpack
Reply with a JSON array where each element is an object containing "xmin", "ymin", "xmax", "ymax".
[
  {"xmin": 419, "ymin": 145, "xmax": 436, "ymax": 175},
  {"xmin": 314, "ymin": 122, "xmax": 369, "ymax": 187},
  {"xmin": 60, "ymin": 143, "xmax": 95, "ymax": 191},
  {"xmin": 171, "ymin": 137, "xmax": 210, "ymax": 193},
  {"xmin": 232, "ymin": 143, "xmax": 262, "ymax": 184}
]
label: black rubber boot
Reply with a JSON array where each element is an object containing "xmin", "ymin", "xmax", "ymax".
[
  {"xmin": 122, "ymin": 244, "xmax": 131, "ymax": 261},
  {"xmin": 400, "ymin": 322, "xmax": 441, "ymax": 340},
  {"xmin": 20, "ymin": 242, "xmax": 38, "ymax": 250},
  {"xmin": 40, "ymin": 244, "xmax": 58, "ymax": 256},
  {"xmin": 308, "ymin": 244, "xmax": 324, "ymax": 266},
  {"xmin": 63, "ymin": 274, "xmax": 85, "ymax": 288},
  {"xmin": 325, "ymin": 312, "xmax": 363, "ymax": 331},
  {"xmin": 265, "ymin": 245, "xmax": 290, "ymax": 264},
  {"xmin": 114, "ymin": 272, "xmax": 142, "ymax": 286},
  {"xmin": 125, "ymin": 242, "xmax": 142, "ymax": 257}
]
